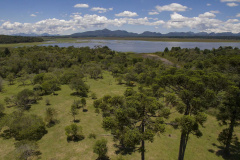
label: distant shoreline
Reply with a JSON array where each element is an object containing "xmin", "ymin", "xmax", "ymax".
[
  {"xmin": 1, "ymin": 37, "xmax": 240, "ymax": 48},
  {"xmin": 50, "ymin": 37, "xmax": 240, "ymax": 43}
]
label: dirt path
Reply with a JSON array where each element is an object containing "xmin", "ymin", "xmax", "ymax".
[{"xmin": 142, "ymin": 54, "xmax": 181, "ymax": 68}]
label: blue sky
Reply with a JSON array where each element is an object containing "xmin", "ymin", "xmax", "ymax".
[{"xmin": 0, "ymin": 0, "xmax": 240, "ymax": 35}]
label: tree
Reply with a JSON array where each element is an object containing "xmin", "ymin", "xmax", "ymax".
[
  {"xmin": 15, "ymin": 89, "xmax": 35, "ymax": 110},
  {"xmin": 17, "ymin": 70, "xmax": 29, "ymax": 86},
  {"xmin": 81, "ymin": 98, "xmax": 86, "ymax": 111},
  {"xmin": 156, "ymin": 69, "xmax": 228, "ymax": 160},
  {"xmin": 69, "ymin": 78, "xmax": 89, "ymax": 97},
  {"xmin": 93, "ymin": 139, "xmax": 108, "ymax": 160},
  {"xmin": 1, "ymin": 111, "xmax": 47, "ymax": 141},
  {"xmin": 0, "ymin": 103, "xmax": 5, "ymax": 117},
  {"xmin": 41, "ymin": 78, "xmax": 60, "ymax": 95},
  {"xmin": 7, "ymin": 73, "xmax": 15, "ymax": 85},
  {"xmin": 0, "ymin": 76, "xmax": 3, "ymax": 92},
  {"xmin": 45, "ymin": 107, "xmax": 57, "ymax": 126},
  {"xmin": 65, "ymin": 124, "xmax": 84, "ymax": 141},
  {"xmin": 70, "ymin": 104, "xmax": 79, "ymax": 122},
  {"xmin": 217, "ymin": 85, "xmax": 240, "ymax": 155},
  {"xmin": 96, "ymin": 92, "xmax": 169, "ymax": 160}
]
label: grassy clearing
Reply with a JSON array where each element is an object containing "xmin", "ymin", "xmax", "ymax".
[{"xmin": 0, "ymin": 71, "xmax": 239, "ymax": 160}]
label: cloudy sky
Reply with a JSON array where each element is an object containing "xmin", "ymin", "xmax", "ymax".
[{"xmin": 0, "ymin": 0, "xmax": 240, "ymax": 35}]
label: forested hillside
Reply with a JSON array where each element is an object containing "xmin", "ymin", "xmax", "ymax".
[
  {"xmin": 0, "ymin": 45, "xmax": 239, "ymax": 160},
  {"xmin": 0, "ymin": 35, "xmax": 44, "ymax": 44}
]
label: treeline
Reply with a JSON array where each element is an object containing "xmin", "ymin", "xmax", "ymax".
[
  {"xmin": 0, "ymin": 35, "xmax": 44, "ymax": 44},
  {"xmin": 0, "ymin": 45, "xmax": 239, "ymax": 160}
]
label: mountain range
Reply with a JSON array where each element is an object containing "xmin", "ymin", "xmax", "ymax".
[{"xmin": 12, "ymin": 29, "xmax": 240, "ymax": 38}]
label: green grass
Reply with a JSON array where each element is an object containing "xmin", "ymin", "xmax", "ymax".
[{"xmin": 0, "ymin": 71, "xmax": 239, "ymax": 160}]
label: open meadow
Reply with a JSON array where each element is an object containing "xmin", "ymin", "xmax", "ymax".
[{"xmin": 0, "ymin": 70, "xmax": 239, "ymax": 160}]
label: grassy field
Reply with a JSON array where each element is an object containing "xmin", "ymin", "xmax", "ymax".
[{"xmin": 0, "ymin": 71, "xmax": 239, "ymax": 160}]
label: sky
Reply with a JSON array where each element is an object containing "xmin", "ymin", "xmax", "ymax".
[{"xmin": 0, "ymin": 0, "xmax": 240, "ymax": 35}]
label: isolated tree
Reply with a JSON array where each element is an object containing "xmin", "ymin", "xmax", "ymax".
[
  {"xmin": 45, "ymin": 107, "xmax": 57, "ymax": 126},
  {"xmin": 217, "ymin": 85, "xmax": 240, "ymax": 155},
  {"xmin": 7, "ymin": 73, "xmax": 15, "ymax": 85},
  {"xmin": 97, "ymin": 92, "xmax": 169, "ymax": 160},
  {"xmin": 81, "ymin": 98, "xmax": 86, "ymax": 111},
  {"xmin": 156, "ymin": 69, "xmax": 229, "ymax": 160},
  {"xmin": 70, "ymin": 104, "xmax": 79, "ymax": 122},
  {"xmin": 69, "ymin": 78, "xmax": 89, "ymax": 97},
  {"xmin": 0, "ymin": 103, "xmax": 5, "ymax": 117},
  {"xmin": 65, "ymin": 124, "xmax": 84, "ymax": 141},
  {"xmin": 164, "ymin": 47, "xmax": 169, "ymax": 53},
  {"xmin": 0, "ymin": 76, "xmax": 3, "ymax": 92},
  {"xmin": 93, "ymin": 139, "xmax": 108, "ymax": 160}
]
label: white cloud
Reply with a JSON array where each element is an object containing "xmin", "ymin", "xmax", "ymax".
[
  {"xmin": 199, "ymin": 12, "xmax": 216, "ymax": 18},
  {"xmin": 148, "ymin": 11, "xmax": 159, "ymax": 15},
  {"xmin": 74, "ymin": 4, "xmax": 89, "ymax": 8},
  {"xmin": 236, "ymin": 13, "xmax": 240, "ymax": 17},
  {"xmin": 109, "ymin": 8, "xmax": 113, "ymax": 11},
  {"xmin": 0, "ymin": 14, "xmax": 166, "ymax": 34},
  {"xmin": 210, "ymin": 10, "xmax": 220, "ymax": 14},
  {"xmin": 91, "ymin": 7, "xmax": 108, "ymax": 13},
  {"xmin": 226, "ymin": 19, "xmax": 239, "ymax": 23},
  {"xmin": 165, "ymin": 12, "xmax": 240, "ymax": 33},
  {"xmin": 30, "ymin": 14, "xmax": 37, "ymax": 17},
  {"xmin": 207, "ymin": 3, "xmax": 211, "ymax": 6},
  {"xmin": 226, "ymin": 2, "xmax": 239, "ymax": 6},
  {"xmin": 155, "ymin": 3, "xmax": 188, "ymax": 12},
  {"xmin": 221, "ymin": 0, "xmax": 240, "ymax": 2},
  {"xmin": 72, "ymin": 12, "xmax": 81, "ymax": 15},
  {"xmin": 115, "ymin": 11, "xmax": 138, "ymax": 17}
]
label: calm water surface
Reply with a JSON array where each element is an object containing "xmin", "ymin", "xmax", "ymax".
[{"xmin": 40, "ymin": 40, "xmax": 240, "ymax": 53}]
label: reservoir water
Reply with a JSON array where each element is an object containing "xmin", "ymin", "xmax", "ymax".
[{"xmin": 40, "ymin": 40, "xmax": 240, "ymax": 53}]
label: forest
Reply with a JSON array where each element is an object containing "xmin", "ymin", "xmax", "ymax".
[
  {"xmin": 0, "ymin": 35, "xmax": 44, "ymax": 44},
  {"xmin": 0, "ymin": 45, "xmax": 239, "ymax": 160}
]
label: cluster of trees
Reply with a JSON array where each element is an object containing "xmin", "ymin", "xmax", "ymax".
[
  {"xmin": 0, "ymin": 45, "xmax": 239, "ymax": 159},
  {"xmin": 0, "ymin": 35, "xmax": 43, "ymax": 44}
]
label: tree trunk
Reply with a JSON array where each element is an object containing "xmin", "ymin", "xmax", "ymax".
[
  {"xmin": 141, "ymin": 120, "xmax": 145, "ymax": 160},
  {"xmin": 178, "ymin": 132, "xmax": 189, "ymax": 160},
  {"xmin": 178, "ymin": 103, "xmax": 190, "ymax": 160},
  {"xmin": 225, "ymin": 111, "xmax": 236, "ymax": 155}
]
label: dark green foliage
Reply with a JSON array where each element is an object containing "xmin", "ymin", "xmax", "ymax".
[
  {"xmin": 6, "ymin": 73, "xmax": 15, "ymax": 85},
  {"xmin": 96, "ymin": 91, "xmax": 169, "ymax": 159},
  {"xmin": 70, "ymin": 104, "xmax": 79, "ymax": 122},
  {"xmin": 65, "ymin": 124, "xmax": 84, "ymax": 141},
  {"xmin": 93, "ymin": 139, "xmax": 108, "ymax": 159},
  {"xmin": 0, "ymin": 76, "xmax": 3, "ymax": 92},
  {"xmin": 1, "ymin": 111, "xmax": 47, "ymax": 141},
  {"xmin": 156, "ymin": 69, "xmax": 228, "ymax": 160},
  {"xmin": 15, "ymin": 89, "xmax": 36, "ymax": 110},
  {"xmin": 0, "ymin": 35, "xmax": 43, "ymax": 44},
  {"xmin": 69, "ymin": 78, "xmax": 89, "ymax": 97},
  {"xmin": 45, "ymin": 107, "xmax": 57, "ymax": 126},
  {"xmin": 88, "ymin": 133, "xmax": 97, "ymax": 139},
  {"xmin": 217, "ymin": 85, "xmax": 240, "ymax": 155}
]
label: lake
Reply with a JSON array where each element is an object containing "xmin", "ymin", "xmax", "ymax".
[{"xmin": 40, "ymin": 40, "xmax": 240, "ymax": 53}]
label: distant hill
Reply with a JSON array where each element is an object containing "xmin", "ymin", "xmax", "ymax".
[
  {"xmin": 12, "ymin": 33, "xmax": 60, "ymax": 37},
  {"xmin": 11, "ymin": 29, "xmax": 240, "ymax": 39},
  {"xmin": 68, "ymin": 29, "xmax": 240, "ymax": 39}
]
